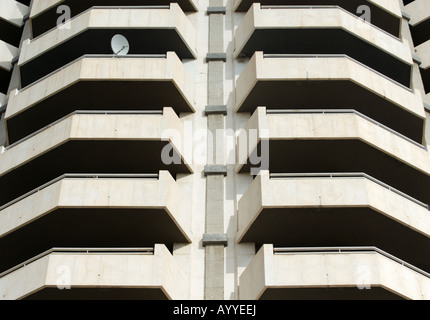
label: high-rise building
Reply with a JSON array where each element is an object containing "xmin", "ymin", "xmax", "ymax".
[{"xmin": 0, "ymin": 0, "xmax": 429, "ymax": 300}]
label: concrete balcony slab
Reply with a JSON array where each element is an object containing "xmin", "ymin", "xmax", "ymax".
[
  {"xmin": 0, "ymin": 41, "xmax": 18, "ymax": 94},
  {"xmin": 6, "ymin": 53, "xmax": 196, "ymax": 143},
  {"xmin": 0, "ymin": 40, "xmax": 18, "ymax": 73},
  {"xmin": 0, "ymin": 108, "xmax": 192, "ymax": 208},
  {"xmin": 416, "ymin": 40, "xmax": 430, "ymax": 70},
  {"xmin": 237, "ymin": 107, "xmax": 430, "ymax": 204},
  {"xmin": 416, "ymin": 40, "xmax": 430, "ymax": 94},
  {"xmin": 234, "ymin": 0, "xmax": 402, "ymax": 37},
  {"xmin": 237, "ymin": 171, "xmax": 430, "ymax": 272},
  {"xmin": 235, "ymin": 52, "xmax": 425, "ymax": 143},
  {"xmin": 19, "ymin": 4, "xmax": 197, "ymax": 86},
  {"xmin": 0, "ymin": 171, "xmax": 191, "ymax": 273},
  {"xmin": 404, "ymin": 0, "xmax": 430, "ymax": 47},
  {"xmin": 404, "ymin": 0, "xmax": 430, "ymax": 26},
  {"xmin": 0, "ymin": 0, "xmax": 29, "ymax": 47},
  {"xmin": 239, "ymin": 245, "xmax": 430, "ymax": 300},
  {"xmin": 0, "ymin": 0, "xmax": 29, "ymax": 27},
  {"xmin": 234, "ymin": 4, "xmax": 412, "ymax": 87},
  {"xmin": 30, "ymin": 0, "xmax": 198, "ymax": 37},
  {"xmin": 0, "ymin": 244, "xmax": 189, "ymax": 300}
]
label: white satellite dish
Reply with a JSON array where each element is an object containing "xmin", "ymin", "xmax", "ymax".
[{"xmin": 111, "ymin": 34, "xmax": 130, "ymax": 56}]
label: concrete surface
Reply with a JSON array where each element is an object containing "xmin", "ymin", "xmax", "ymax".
[
  {"xmin": 239, "ymin": 244, "xmax": 430, "ymax": 300},
  {"xmin": 0, "ymin": 244, "xmax": 189, "ymax": 300}
]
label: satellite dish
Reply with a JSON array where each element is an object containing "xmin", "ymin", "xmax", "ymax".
[{"xmin": 111, "ymin": 34, "xmax": 130, "ymax": 56}]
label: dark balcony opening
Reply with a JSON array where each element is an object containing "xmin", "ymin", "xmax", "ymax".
[
  {"xmin": 21, "ymin": 28, "xmax": 195, "ymax": 87},
  {"xmin": 6, "ymin": 80, "xmax": 194, "ymax": 144},
  {"xmin": 15, "ymin": 0, "xmax": 31, "ymax": 6},
  {"xmin": 421, "ymin": 67, "xmax": 430, "ymax": 93},
  {"xmin": 237, "ymin": 29, "xmax": 411, "ymax": 88},
  {"xmin": 0, "ymin": 18, "xmax": 23, "ymax": 48},
  {"xmin": 260, "ymin": 287, "xmax": 404, "ymax": 300},
  {"xmin": 25, "ymin": 288, "xmax": 169, "ymax": 300},
  {"xmin": 237, "ymin": 80, "xmax": 424, "ymax": 144},
  {"xmin": 31, "ymin": 0, "xmax": 197, "ymax": 38},
  {"xmin": 0, "ymin": 207, "xmax": 188, "ymax": 274},
  {"xmin": 241, "ymin": 139, "xmax": 430, "ymax": 205},
  {"xmin": 235, "ymin": 0, "xmax": 401, "ymax": 37},
  {"xmin": 243, "ymin": 206, "xmax": 430, "ymax": 273},
  {"xmin": 0, "ymin": 68, "xmax": 12, "ymax": 95},
  {"xmin": 410, "ymin": 18, "xmax": 430, "ymax": 47},
  {"xmin": 0, "ymin": 140, "xmax": 190, "ymax": 207}
]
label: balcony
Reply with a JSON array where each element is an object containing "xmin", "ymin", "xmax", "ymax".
[
  {"xmin": 6, "ymin": 53, "xmax": 196, "ymax": 144},
  {"xmin": 0, "ymin": 171, "xmax": 191, "ymax": 273},
  {"xmin": 235, "ymin": 4, "xmax": 411, "ymax": 87},
  {"xmin": 0, "ymin": 0, "xmax": 29, "ymax": 47},
  {"xmin": 0, "ymin": 245, "xmax": 189, "ymax": 300},
  {"xmin": 239, "ymin": 245, "xmax": 430, "ymax": 300},
  {"xmin": 30, "ymin": 0, "xmax": 198, "ymax": 37},
  {"xmin": 0, "ymin": 40, "xmax": 18, "ymax": 94},
  {"xmin": 19, "ymin": 4, "xmax": 198, "ymax": 86},
  {"xmin": 0, "ymin": 40, "xmax": 17, "ymax": 74},
  {"xmin": 416, "ymin": 40, "xmax": 430, "ymax": 94},
  {"xmin": 237, "ymin": 170, "xmax": 430, "ymax": 272},
  {"xmin": 237, "ymin": 107, "xmax": 430, "ymax": 205},
  {"xmin": 235, "ymin": 52, "xmax": 425, "ymax": 143},
  {"xmin": 234, "ymin": 0, "xmax": 402, "ymax": 37},
  {"xmin": 404, "ymin": 0, "xmax": 430, "ymax": 46},
  {"xmin": 0, "ymin": 108, "xmax": 192, "ymax": 208}
]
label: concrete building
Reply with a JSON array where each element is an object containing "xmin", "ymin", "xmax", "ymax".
[{"xmin": 0, "ymin": 0, "xmax": 429, "ymax": 300}]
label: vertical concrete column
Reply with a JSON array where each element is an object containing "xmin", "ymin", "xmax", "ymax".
[{"xmin": 204, "ymin": 0, "xmax": 227, "ymax": 300}]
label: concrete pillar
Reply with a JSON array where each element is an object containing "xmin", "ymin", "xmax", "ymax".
[{"xmin": 204, "ymin": 0, "xmax": 227, "ymax": 300}]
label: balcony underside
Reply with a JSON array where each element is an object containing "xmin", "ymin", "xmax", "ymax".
[
  {"xmin": 410, "ymin": 18, "xmax": 430, "ymax": 47},
  {"xmin": 236, "ymin": 29, "xmax": 410, "ymax": 88},
  {"xmin": 234, "ymin": 0, "xmax": 400, "ymax": 37},
  {"xmin": 6, "ymin": 81, "xmax": 193, "ymax": 144},
  {"xmin": 0, "ymin": 207, "xmax": 188, "ymax": 273},
  {"xmin": 30, "ymin": 0, "xmax": 198, "ymax": 37},
  {"xmin": 259, "ymin": 287, "xmax": 403, "ymax": 300},
  {"xmin": 0, "ymin": 140, "xmax": 190, "ymax": 207},
  {"xmin": 16, "ymin": 0, "xmax": 30, "ymax": 5},
  {"xmin": 240, "ymin": 140, "xmax": 430, "ymax": 204},
  {"xmin": 0, "ymin": 68, "xmax": 11, "ymax": 95},
  {"xmin": 236, "ymin": 80, "xmax": 423, "ymax": 143},
  {"xmin": 0, "ymin": 40, "xmax": 18, "ymax": 72},
  {"xmin": 25, "ymin": 287, "xmax": 169, "ymax": 300},
  {"xmin": 421, "ymin": 67, "xmax": 430, "ymax": 94},
  {"xmin": 241, "ymin": 206, "xmax": 430, "ymax": 273},
  {"xmin": 0, "ymin": 18, "xmax": 22, "ymax": 48},
  {"xmin": 20, "ymin": 29, "xmax": 195, "ymax": 87}
]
